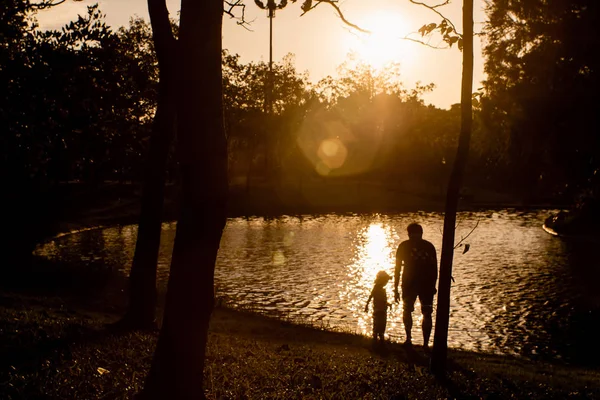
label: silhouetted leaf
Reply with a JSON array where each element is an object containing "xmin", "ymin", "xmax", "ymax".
[
  {"xmin": 448, "ymin": 36, "xmax": 459, "ymax": 46},
  {"xmin": 301, "ymin": 0, "xmax": 312, "ymax": 13},
  {"xmin": 418, "ymin": 23, "xmax": 438, "ymax": 37}
]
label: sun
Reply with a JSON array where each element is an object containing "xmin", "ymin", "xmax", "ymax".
[{"xmin": 349, "ymin": 11, "xmax": 414, "ymax": 70}]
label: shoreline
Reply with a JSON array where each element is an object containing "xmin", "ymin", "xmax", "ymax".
[
  {"xmin": 52, "ymin": 191, "xmax": 561, "ymax": 238},
  {"xmin": 32, "ymin": 180, "xmax": 563, "ymax": 235},
  {"xmin": 0, "ymin": 291, "xmax": 599, "ymax": 399}
]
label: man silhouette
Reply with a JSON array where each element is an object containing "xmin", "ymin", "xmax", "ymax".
[{"xmin": 394, "ymin": 223, "xmax": 438, "ymax": 348}]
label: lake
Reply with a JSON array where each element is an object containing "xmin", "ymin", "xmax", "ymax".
[{"xmin": 35, "ymin": 209, "xmax": 600, "ymax": 365}]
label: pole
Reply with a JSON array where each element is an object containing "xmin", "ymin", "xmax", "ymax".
[{"xmin": 268, "ymin": 3, "xmax": 274, "ymax": 114}]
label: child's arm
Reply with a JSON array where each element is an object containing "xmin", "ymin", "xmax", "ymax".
[{"xmin": 364, "ymin": 288, "xmax": 374, "ymax": 312}]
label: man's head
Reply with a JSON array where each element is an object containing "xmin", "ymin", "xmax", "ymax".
[{"xmin": 407, "ymin": 223, "xmax": 423, "ymax": 239}]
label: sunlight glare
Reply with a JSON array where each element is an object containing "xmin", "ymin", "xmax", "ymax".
[
  {"xmin": 359, "ymin": 223, "xmax": 395, "ymax": 280},
  {"xmin": 350, "ymin": 12, "xmax": 415, "ymax": 71},
  {"xmin": 352, "ymin": 222, "xmax": 398, "ymax": 337}
]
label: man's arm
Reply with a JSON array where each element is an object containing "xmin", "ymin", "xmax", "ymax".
[
  {"xmin": 394, "ymin": 244, "xmax": 402, "ymax": 301},
  {"xmin": 433, "ymin": 243, "xmax": 438, "ymax": 281},
  {"xmin": 429, "ymin": 241, "xmax": 438, "ymax": 286}
]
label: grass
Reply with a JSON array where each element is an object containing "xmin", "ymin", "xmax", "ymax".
[{"xmin": 1, "ymin": 292, "xmax": 599, "ymax": 399}]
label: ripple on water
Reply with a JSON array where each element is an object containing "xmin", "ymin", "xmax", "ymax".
[{"xmin": 34, "ymin": 210, "xmax": 600, "ymax": 364}]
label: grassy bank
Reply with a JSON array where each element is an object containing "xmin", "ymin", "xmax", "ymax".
[{"xmin": 1, "ymin": 292, "xmax": 599, "ymax": 399}]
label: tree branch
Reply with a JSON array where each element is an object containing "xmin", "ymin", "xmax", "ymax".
[
  {"xmin": 403, "ymin": 34, "xmax": 449, "ymax": 49},
  {"xmin": 426, "ymin": 0, "xmax": 450, "ymax": 8},
  {"xmin": 455, "ymin": 216, "xmax": 462, "ymax": 230},
  {"xmin": 31, "ymin": 0, "xmax": 83, "ymax": 9},
  {"xmin": 32, "ymin": 0, "xmax": 65, "ymax": 7},
  {"xmin": 224, "ymin": 0, "xmax": 252, "ymax": 28},
  {"xmin": 148, "ymin": 0, "xmax": 176, "ymax": 63},
  {"xmin": 300, "ymin": 0, "xmax": 460, "ymax": 50},
  {"xmin": 454, "ymin": 219, "xmax": 479, "ymax": 249},
  {"xmin": 301, "ymin": 0, "xmax": 370, "ymax": 33},
  {"xmin": 409, "ymin": 0, "xmax": 460, "ymax": 36},
  {"xmin": 298, "ymin": 0, "xmax": 463, "ymax": 51}
]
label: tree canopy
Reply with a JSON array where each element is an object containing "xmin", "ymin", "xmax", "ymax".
[{"xmin": 481, "ymin": 0, "xmax": 600, "ymax": 201}]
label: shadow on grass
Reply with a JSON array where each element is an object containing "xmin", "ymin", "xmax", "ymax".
[
  {"xmin": 0, "ymin": 319, "xmax": 103, "ymax": 371},
  {"xmin": 2, "ymin": 256, "xmax": 104, "ymax": 293},
  {"xmin": 377, "ymin": 344, "xmax": 472, "ymax": 399},
  {"xmin": 434, "ymin": 358, "xmax": 475, "ymax": 400},
  {"xmin": 0, "ymin": 257, "xmax": 136, "ymax": 374},
  {"xmin": 0, "ymin": 255, "xmax": 130, "ymax": 314}
]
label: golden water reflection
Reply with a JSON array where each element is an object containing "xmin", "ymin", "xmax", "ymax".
[
  {"xmin": 343, "ymin": 222, "xmax": 402, "ymax": 339},
  {"xmin": 34, "ymin": 210, "xmax": 595, "ymax": 361}
]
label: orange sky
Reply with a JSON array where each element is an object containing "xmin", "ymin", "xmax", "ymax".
[{"xmin": 37, "ymin": 0, "xmax": 487, "ymax": 109}]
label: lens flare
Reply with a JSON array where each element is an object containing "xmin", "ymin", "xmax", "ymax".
[
  {"xmin": 272, "ymin": 249, "xmax": 286, "ymax": 266},
  {"xmin": 296, "ymin": 114, "xmax": 381, "ymax": 177},
  {"xmin": 316, "ymin": 138, "xmax": 348, "ymax": 175}
]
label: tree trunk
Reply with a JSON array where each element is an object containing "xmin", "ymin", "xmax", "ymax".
[
  {"xmin": 138, "ymin": 0, "xmax": 227, "ymax": 398},
  {"xmin": 121, "ymin": 0, "xmax": 176, "ymax": 329},
  {"xmin": 430, "ymin": 0, "xmax": 474, "ymax": 376}
]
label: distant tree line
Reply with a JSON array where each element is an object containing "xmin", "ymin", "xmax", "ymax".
[
  {"xmin": 3, "ymin": 0, "xmax": 599, "ymax": 215},
  {"xmin": 1, "ymin": 2, "xmax": 499, "ymax": 199},
  {"xmin": 480, "ymin": 0, "xmax": 600, "ymax": 206}
]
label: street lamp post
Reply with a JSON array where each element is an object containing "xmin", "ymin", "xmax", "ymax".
[
  {"xmin": 254, "ymin": 0, "xmax": 289, "ymax": 184},
  {"xmin": 254, "ymin": 0, "xmax": 289, "ymax": 114}
]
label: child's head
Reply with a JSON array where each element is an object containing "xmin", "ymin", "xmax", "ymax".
[{"xmin": 375, "ymin": 270, "xmax": 391, "ymax": 286}]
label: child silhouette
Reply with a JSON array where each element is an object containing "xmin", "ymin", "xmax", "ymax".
[{"xmin": 364, "ymin": 270, "xmax": 392, "ymax": 343}]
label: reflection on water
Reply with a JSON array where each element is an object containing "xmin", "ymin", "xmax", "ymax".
[
  {"xmin": 342, "ymin": 222, "xmax": 399, "ymax": 339},
  {"xmin": 35, "ymin": 210, "xmax": 600, "ymax": 364}
]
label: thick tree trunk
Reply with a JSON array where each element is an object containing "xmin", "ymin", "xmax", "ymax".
[
  {"xmin": 430, "ymin": 0, "xmax": 474, "ymax": 376},
  {"xmin": 121, "ymin": 0, "xmax": 176, "ymax": 329},
  {"xmin": 139, "ymin": 0, "xmax": 227, "ymax": 398}
]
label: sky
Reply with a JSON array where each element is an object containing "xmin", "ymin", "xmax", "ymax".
[{"xmin": 37, "ymin": 0, "xmax": 488, "ymax": 109}]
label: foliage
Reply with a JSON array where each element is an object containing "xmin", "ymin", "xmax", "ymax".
[
  {"xmin": 417, "ymin": 18, "xmax": 462, "ymax": 50},
  {"xmin": 1, "ymin": 4, "xmax": 156, "ymax": 188},
  {"xmin": 1, "ymin": 2, "xmax": 508, "ymax": 201},
  {"xmin": 223, "ymin": 51, "xmax": 315, "ymax": 179},
  {"xmin": 481, "ymin": 0, "xmax": 600, "ymax": 200}
]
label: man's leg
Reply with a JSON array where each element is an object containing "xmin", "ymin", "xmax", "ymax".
[
  {"xmin": 402, "ymin": 291, "xmax": 417, "ymax": 345},
  {"xmin": 420, "ymin": 292, "xmax": 435, "ymax": 348},
  {"xmin": 403, "ymin": 308, "xmax": 413, "ymax": 344},
  {"xmin": 422, "ymin": 306, "xmax": 433, "ymax": 348}
]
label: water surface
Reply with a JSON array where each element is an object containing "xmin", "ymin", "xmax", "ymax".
[{"xmin": 35, "ymin": 210, "xmax": 600, "ymax": 364}]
